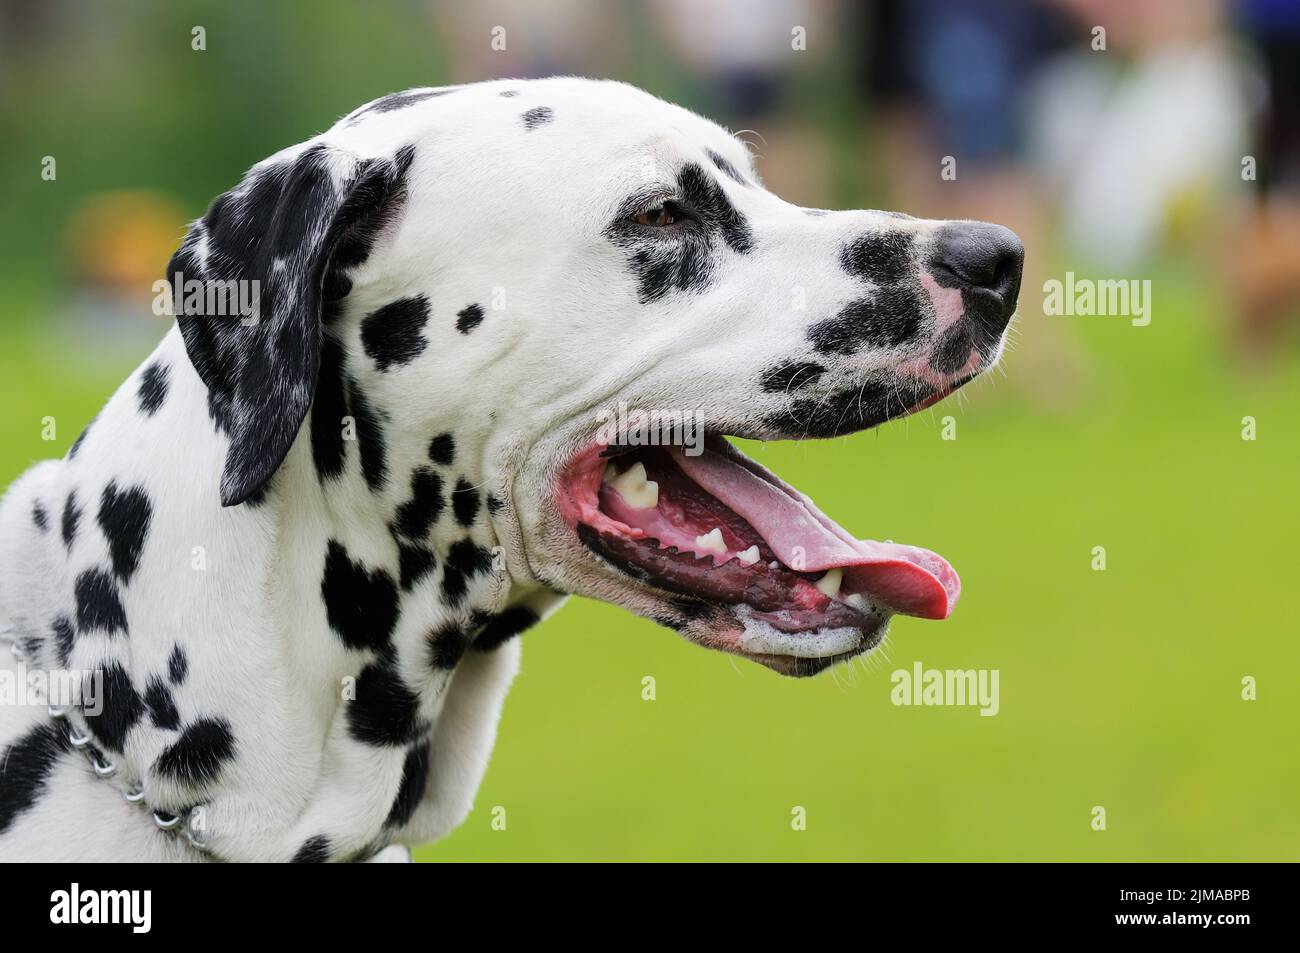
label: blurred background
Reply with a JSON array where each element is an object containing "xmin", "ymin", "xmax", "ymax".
[{"xmin": 1, "ymin": 0, "xmax": 1296, "ymax": 860}]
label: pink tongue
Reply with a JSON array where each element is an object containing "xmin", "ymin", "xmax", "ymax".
[{"xmin": 669, "ymin": 447, "xmax": 959, "ymax": 619}]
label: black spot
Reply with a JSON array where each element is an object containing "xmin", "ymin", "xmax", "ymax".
[
  {"xmin": 242, "ymin": 475, "xmax": 272, "ymax": 508},
  {"xmin": 347, "ymin": 652, "xmax": 425, "ymax": 746},
  {"xmin": 455, "ymin": 303, "xmax": 484, "ymax": 334},
  {"xmin": 393, "ymin": 468, "xmax": 444, "ymax": 541},
  {"xmin": 145, "ymin": 676, "xmax": 180, "ymax": 730},
  {"xmin": 707, "ymin": 149, "xmax": 748, "ymax": 186},
  {"xmin": 61, "ymin": 490, "xmax": 80, "ymax": 550},
  {"xmin": 621, "ymin": 242, "xmax": 705, "ymax": 303},
  {"xmin": 322, "ymin": 540, "xmax": 400, "ymax": 652},
  {"xmin": 311, "ymin": 332, "xmax": 349, "ymax": 482},
  {"xmin": 473, "ymin": 606, "xmax": 540, "ymax": 653},
  {"xmin": 153, "ymin": 717, "xmax": 236, "ymax": 787},
  {"xmin": 678, "ymin": 162, "xmax": 752, "ymax": 255},
  {"xmin": 385, "ymin": 739, "xmax": 430, "ymax": 827},
  {"xmin": 807, "ymin": 288, "xmax": 926, "ymax": 356},
  {"xmin": 83, "ymin": 662, "xmax": 144, "ymax": 751},
  {"xmin": 361, "ymin": 296, "xmax": 430, "ymax": 371},
  {"xmin": 322, "ymin": 271, "xmax": 352, "ymax": 310},
  {"xmin": 168, "ymin": 645, "xmax": 188, "ymax": 685},
  {"xmin": 68, "ymin": 418, "xmax": 94, "ymax": 459},
  {"xmin": 137, "ymin": 361, "xmax": 170, "ymax": 415},
  {"xmin": 841, "ymin": 231, "xmax": 915, "ymax": 285},
  {"xmin": 292, "ymin": 835, "xmax": 332, "ymax": 863},
  {"xmin": 762, "ymin": 377, "xmax": 943, "ymax": 439},
  {"xmin": 930, "ymin": 324, "xmax": 973, "ymax": 375},
  {"xmin": 97, "ymin": 482, "xmax": 152, "ymax": 583},
  {"xmin": 427, "ymin": 625, "xmax": 469, "ymax": 669},
  {"xmin": 348, "ymin": 377, "xmax": 388, "ymax": 491},
  {"xmin": 74, "ymin": 569, "xmax": 127, "ymax": 636},
  {"xmin": 485, "ymin": 494, "xmax": 503, "ymax": 515},
  {"xmin": 760, "ymin": 360, "xmax": 826, "ymax": 393},
  {"xmin": 439, "ymin": 539, "xmax": 494, "ymax": 608},
  {"xmin": 607, "ymin": 162, "xmax": 753, "ymax": 303},
  {"xmin": 32, "ymin": 502, "xmax": 48, "ymax": 532},
  {"xmin": 522, "ymin": 106, "xmax": 554, "ymax": 129},
  {"xmin": 0, "ymin": 722, "xmax": 72, "ymax": 835},
  {"xmin": 398, "ymin": 543, "xmax": 436, "ymax": 591},
  {"xmin": 451, "ymin": 478, "xmax": 480, "ymax": 526},
  {"xmin": 668, "ymin": 597, "xmax": 718, "ymax": 621},
  {"xmin": 440, "ymin": 568, "xmax": 468, "ymax": 608},
  {"xmin": 499, "ymin": 90, "xmax": 519, "ymax": 98},
  {"xmin": 351, "ymin": 88, "xmax": 455, "ymax": 121},
  {"xmin": 52, "ymin": 616, "xmax": 75, "ymax": 667},
  {"xmin": 428, "ymin": 432, "xmax": 455, "ymax": 465}
]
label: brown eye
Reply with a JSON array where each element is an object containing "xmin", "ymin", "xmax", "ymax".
[{"xmin": 635, "ymin": 204, "xmax": 677, "ymax": 227}]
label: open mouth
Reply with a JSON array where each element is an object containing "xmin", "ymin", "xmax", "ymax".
[{"xmin": 556, "ymin": 432, "xmax": 959, "ymax": 673}]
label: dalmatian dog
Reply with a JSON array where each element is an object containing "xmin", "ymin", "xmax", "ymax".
[{"xmin": 0, "ymin": 78, "xmax": 1022, "ymax": 862}]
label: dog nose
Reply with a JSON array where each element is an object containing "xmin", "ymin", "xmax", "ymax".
[{"xmin": 930, "ymin": 223, "xmax": 1024, "ymax": 328}]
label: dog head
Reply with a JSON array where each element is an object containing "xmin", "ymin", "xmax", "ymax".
[{"xmin": 168, "ymin": 77, "xmax": 1022, "ymax": 675}]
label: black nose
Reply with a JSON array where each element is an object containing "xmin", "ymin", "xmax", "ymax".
[{"xmin": 929, "ymin": 223, "xmax": 1024, "ymax": 328}]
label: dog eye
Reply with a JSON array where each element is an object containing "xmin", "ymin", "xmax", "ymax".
[{"xmin": 634, "ymin": 203, "xmax": 679, "ymax": 227}]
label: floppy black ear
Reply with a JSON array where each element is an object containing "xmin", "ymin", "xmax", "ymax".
[{"xmin": 169, "ymin": 143, "xmax": 415, "ymax": 506}]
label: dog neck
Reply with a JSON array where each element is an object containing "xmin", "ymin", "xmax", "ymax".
[{"xmin": 3, "ymin": 325, "xmax": 561, "ymax": 860}]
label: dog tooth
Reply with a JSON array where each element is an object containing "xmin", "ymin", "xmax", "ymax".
[
  {"xmin": 769, "ymin": 561, "xmax": 780, "ymax": 570},
  {"xmin": 814, "ymin": 568, "xmax": 842, "ymax": 598},
  {"xmin": 610, "ymin": 460, "xmax": 645, "ymax": 488},
  {"xmin": 695, "ymin": 527, "xmax": 726, "ymax": 554},
  {"xmin": 602, "ymin": 463, "xmax": 619, "ymax": 484},
  {"xmin": 736, "ymin": 545, "xmax": 760, "ymax": 565},
  {"xmin": 845, "ymin": 593, "xmax": 870, "ymax": 613},
  {"xmin": 610, "ymin": 461, "xmax": 658, "ymax": 508}
]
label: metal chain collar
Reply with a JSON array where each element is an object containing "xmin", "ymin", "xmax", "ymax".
[{"xmin": 3, "ymin": 626, "xmax": 210, "ymax": 855}]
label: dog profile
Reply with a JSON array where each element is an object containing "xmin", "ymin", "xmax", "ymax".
[{"xmin": 0, "ymin": 78, "xmax": 1022, "ymax": 861}]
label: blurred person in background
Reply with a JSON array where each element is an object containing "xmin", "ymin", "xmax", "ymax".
[
  {"xmin": 435, "ymin": 0, "xmax": 629, "ymax": 89},
  {"xmin": 855, "ymin": 0, "xmax": 1277, "ymax": 401},
  {"xmin": 855, "ymin": 0, "xmax": 1081, "ymax": 403},
  {"xmin": 646, "ymin": 0, "xmax": 835, "ymax": 207},
  {"xmin": 1030, "ymin": 0, "xmax": 1251, "ymax": 273},
  {"xmin": 1228, "ymin": 0, "xmax": 1300, "ymax": 359}
]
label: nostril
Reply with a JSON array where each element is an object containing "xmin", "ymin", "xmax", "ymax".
[{"xmin": 930, "ymin": 223, "xmax": 1024, "ymax": 303}]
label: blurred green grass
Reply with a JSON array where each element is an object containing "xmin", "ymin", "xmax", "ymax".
[{"xmin": 4, "ymin": 259, "xmax": 1296, "ymax": 861}]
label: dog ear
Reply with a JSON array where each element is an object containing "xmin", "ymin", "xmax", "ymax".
[{"xmin": 168, "ymin": 143, "xmax": 415, "ymax": 506}]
